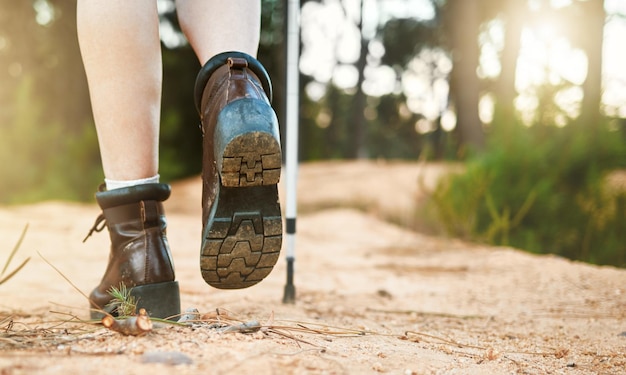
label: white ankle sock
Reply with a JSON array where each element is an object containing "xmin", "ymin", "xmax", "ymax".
[{"xmin": 105, "ymin": 174, "xmax": 160, "ymax": 191}]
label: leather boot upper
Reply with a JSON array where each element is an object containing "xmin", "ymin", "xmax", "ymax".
[
  {"xmin": 194, "ymin": 52, "xmax": 274, "ymax": 228},
  {"xmin": 87, "ymin": 183, "xmax": 176, "ymax": 312}
]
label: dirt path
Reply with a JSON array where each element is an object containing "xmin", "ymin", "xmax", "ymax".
[{"xmin": 1, "ymin": 161, "xmax": 625, "ymax": 374}]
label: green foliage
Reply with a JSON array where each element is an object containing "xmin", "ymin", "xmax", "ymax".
[
  {"xmin": 298, "ymin": 83, "xmax": 454, "ymax": 161},
  {"xmin": 106, "ymin": 283, "xmax": 137, "ymax": 317},
  {"xmin": 427, "ymin": 118, "xmax": 626, "ymax": 267},
  {"xmin": 380, "ymin": 18, "xmax": 440, "ymax": 68},
  {"xmin": 159, "ymin": 46, "xmax": 203, "ymax": 181},
  {"xmin": 0, "ymin": 1, "xmax": 101, "ymax": 203},
  {"xmin": 0, "ymin": 76, "xmax": 102, "ymax": 203}
]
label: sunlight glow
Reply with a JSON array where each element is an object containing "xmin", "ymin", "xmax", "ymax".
[
  {"xmin": 440, "ymin": 109, "xmax": 457, "ymax": 131},
  {"xmin": 305, "ymin": 81, "xmax": 327, "ymax": 102},
  {"xmin": 514, "ymin": 94, "xmax": 539, "ymax": 126},
  {"xmin": 332, "ymin": 64, "xmax": 359, "ymax": 89},
  {"xmin": 33, "ymin": 0, "xmax": 54, "ymax": 26},
  {"xmin": 478, "ymin": 19, "xmax": 504, "ymax": 79},
  {"xmin": 300, "ymin": 1, "xmax": 348, "ymax": 83},
  {"xmin": 363, "ymin": 65, "xmax": 397, "ymax": 97},
  {"xmin": 512, "ymin": 21, "xmax": 590, "ymax": 123},
  {"xmin": 602, "ymin": 9, "xmax": 626, "ymax": 118},
  {"xmin": 415, "ymin": 118, "xmax": 435, "ymax": 134},
  {"xmin": 516, "ymin": 27, "xmax": 587, "ymax": 91},
  {"xmin": 401, "ymin": 50, "xmax": 450, "ymax": 120},
  {"xmin": 299, "ymin": 0, "xmax": 626, "ymax": 122},
  {"xmin": 554, "ymin": 86, "xmax": 583, "ymax": 119},
  {"xmin": 479, "ymin": 94, "xmax": 495, "ymax": 124}
]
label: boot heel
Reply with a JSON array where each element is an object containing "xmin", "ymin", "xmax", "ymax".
[
  {"xmin": 90, "ymin": 281, "xmax": 181, "ymax": 321},
  {"xmin": 131, "ymin": 281, "xmax": 180, "ymax": 320},
  {"xmin": 201, "ymin": 184, "xmax": 282, "ymax": 289},
  {"xmin": 214, "ymin": 98, "xmax": 282, "ymax": 188}
]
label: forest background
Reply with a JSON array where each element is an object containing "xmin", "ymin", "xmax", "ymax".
[{"xmin": 0, "ymin": 0, "xmax": 624, "ymax": 267}]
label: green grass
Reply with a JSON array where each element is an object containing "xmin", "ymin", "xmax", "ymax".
[{"xmin": 424, "ymin": 119, "xmax": 626, "ymax": 267}]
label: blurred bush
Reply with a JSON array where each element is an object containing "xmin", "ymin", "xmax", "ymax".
[
  {"xmin": 424, "ymin": 118, "xmax": 626, "ymax": 267},
  {"xmin": 0, "ymin": 75, "xmax": 102, "ymax": 203}
]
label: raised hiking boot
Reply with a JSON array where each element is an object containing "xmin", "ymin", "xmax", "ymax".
[
  {"xmin": 84, "ymin": 183, "xmax": 180, "ymax": 320},
  {"xmin": 194, "ymin": 51, "xmax": 282, "ymax": 289}
]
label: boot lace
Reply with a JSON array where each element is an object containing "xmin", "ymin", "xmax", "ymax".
[{"xmin": 83, "ymin": 213, "xmax": 106, "ymax": 243}]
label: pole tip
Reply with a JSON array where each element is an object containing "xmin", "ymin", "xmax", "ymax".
[{"xmin": 282, "ymin": 283, "xmax": 296, "ymax": 304}]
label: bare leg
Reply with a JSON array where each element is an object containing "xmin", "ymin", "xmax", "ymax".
[
  {"xmin": 175, "ymin": 0, "xmax": 261, "ymax": 64},
  {"xmin": 78, "ymin": 2, "xmax": 181, "ymax": 321},
  {"xmin": 77, "ymin": 0, "xmax": 161, "ymax": 181}
]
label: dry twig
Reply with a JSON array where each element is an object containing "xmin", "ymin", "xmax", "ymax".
[
  {"xmin": 101, "ymin": 308, "xmax": 152, "ymax": 336},
  {"xmin": 366, "ymin": 307, "xmax": 485, "ymax": 320},
  {"xmin": 38, "ymin": 251, "xmax": 111, "ymax": 318},
  {"xmin": 219, "ymin": 320, "xmax": 261, "ymax": 333},
  {"xmin": 405, "ymin": 330, "xmax": 486, "ymax": 350}
]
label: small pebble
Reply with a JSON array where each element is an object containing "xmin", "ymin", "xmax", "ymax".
[
  {"xmin": 140, "ymin": 351, "xmax": 193, "ymax": 366},
  {"xmin": 178, "ymin": 308, "xmax": 201, "ymax": 324},
  {"xmin": 618, "ymin": 331, "xmax": 626, "ymax": 337},
  {"xmin": 372, "ymin": 362, "xmax": 385, "ymax": 372}
]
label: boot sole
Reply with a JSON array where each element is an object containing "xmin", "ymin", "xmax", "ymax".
[
  {"xmin": 201, "ymin": 99, "xmax": 282, "ymax": 289},
  {"xmin": 90, "ymin": 280, "xmax": 181, "ymax": 321}
]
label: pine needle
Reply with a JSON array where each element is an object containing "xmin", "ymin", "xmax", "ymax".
[
  {"xmin": 0, "ymin": 224, "xmax": 30, "ymax": 286},
  {"xmin": 0, "ymin": 258, "xmax": 30, "ymax": 286},
  {"xmin": 36, "ymin": 251, "xmax": 94, "ymax": 306},
  {"xmin": 106, "ymin": 283, "xmax": 137, "ymax": 317}
]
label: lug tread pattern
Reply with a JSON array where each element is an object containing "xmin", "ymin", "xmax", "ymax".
[
  {"xmin": 203, "ymin": 123, "xmax": 282, "ymax": 289},
  {"xmin": 220, "ymin": 132, "xmax": 281, "ymax": 187},
  {"xmin": 201, "ymin": 211, "xmax": 282, "ymax": 289}
]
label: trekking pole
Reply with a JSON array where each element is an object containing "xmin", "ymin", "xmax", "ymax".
[{"xmin": 282, "ymin": 0, "xmax": 300, "ymax": 304}]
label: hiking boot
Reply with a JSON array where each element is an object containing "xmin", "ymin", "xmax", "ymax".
[
  {"xmin": 194, "ymin": 51, "xmax": 282, "ymax": 289},
  {"xmin": 85, "ymin": 183, "xmax": 180, "ymax": 320}
]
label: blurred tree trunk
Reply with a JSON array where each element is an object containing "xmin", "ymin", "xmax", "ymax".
[
  {"xmin": 348, "ymin": 0, "xmax": 368, "ymax": 159},
  {"xmin": 350, "ymin": 35, "xmax": 368, "ymax": 159},
  {"xmin": 494, "ymin": 0, "xmax": 525, "ymax": 125},
  {"xmin": 447, "ymin": 0, "xmax": 484, "ymax": 153},
  {"xmin": 578, "ymin": 0, "xmax": 605, "ymax": 129},
  {"xmin": 327, "ymin": 86, "xmax": 343, "ymax": 158}
]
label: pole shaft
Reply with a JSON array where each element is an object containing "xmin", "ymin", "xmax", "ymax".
[{"xmin": 283, "ymin": 0, "xmax": 300, "ymax": 304}]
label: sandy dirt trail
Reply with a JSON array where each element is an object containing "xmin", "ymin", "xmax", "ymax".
[{"xmin": 0, "ymin": 161, "xmax": 624, "ymax": 374}]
